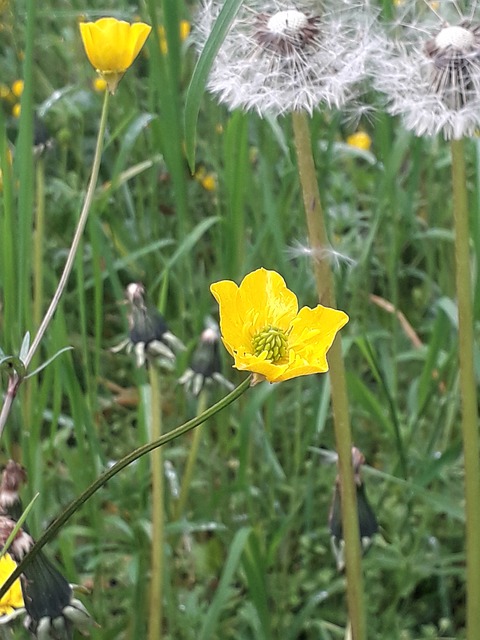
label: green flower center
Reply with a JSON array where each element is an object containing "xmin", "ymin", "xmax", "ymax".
[{"xmin": 252, "ymin": 326, "xmax": 288, "ymax": 363}]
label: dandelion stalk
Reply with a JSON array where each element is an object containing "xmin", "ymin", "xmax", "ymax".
[
  {"xmin": 148, "ymin": 363, "xmax": 164, "ymax": 640},
  {"xmin": 450, "ymin": 138, "xmax": 480, "ymax": 639},
  {"xmin": 0, "ymin": 376, "xmax": 252, "ymax": 599},
  {"xmin": 0, "ymin": 90, "xmax": 110, "ymax": 437},
  {"xmin": 292, "ymin": 111, "xmax": 365, "ymax": 640},
  {"xmin": 175, "ymin": 389, "xmax": 208, "ymax": 518}
]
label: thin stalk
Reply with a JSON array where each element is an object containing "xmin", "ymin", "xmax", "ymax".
[
  {"xmin": 25, "ymin": 90, "xmax": 110, "ymax": 368},
  {"xmin": 450, "ymin": 138, "xmax": 480, "ymax": 640},
  {"xmin": 0, "ymin": 376, "xmax": 252, "ymax": 598},
  {"xmin": 175, "ymin": 390, "xmax": 208, "ymax": 518},
  {"xmin": 291, "ymin": 111, "xmax": 365, "ymax": 640},
  {"xmin": 33, "ymin": 156, "xmax": 46, "ymax": 330},
  {"xmin": 22, "ymin": 154, "xmax": 46, "ymax": 481},
  {"xmin": 148, "ymin": 364, "xmax": 164, "ymax": 640},
  {"xmin": 0, "ymin": 90, "xmax": 110, "ymax": 437}
]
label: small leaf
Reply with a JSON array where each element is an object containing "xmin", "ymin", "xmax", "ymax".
[
  {"xmin": 19, "ymin": 331, "xmax": 30, "ymax": 361},
  {"xmin": 25, "ymin": 346, "xmax": 73, "ymax": 379}
]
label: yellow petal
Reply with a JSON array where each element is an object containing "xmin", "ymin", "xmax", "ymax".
[
  {"xmin": 0, "ymin": 555, "xmax": 24, "ymax": 615},
  {"xmin": 236, "ymin": 268, "xmax": 298, "ymax": 331},
  {"xmin": 79, "ymin": 17, "xmax": 151, "ymax": 81}
]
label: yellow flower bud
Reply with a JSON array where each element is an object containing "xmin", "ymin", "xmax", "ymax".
[{"xmin": 79, "ymin": 17, "xmax": 152, "ymax": 94}]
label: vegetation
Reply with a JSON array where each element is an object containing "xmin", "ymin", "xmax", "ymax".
[{"xmin": 0, "ymin": 1, "xmax": 476, "ymax": 638}]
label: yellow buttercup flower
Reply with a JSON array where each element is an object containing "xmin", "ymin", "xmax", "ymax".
[
  {"xmin": 12, "ymin": 103, "xmax": 20, "ymax": 118},
  {"xmin": 195, "ymin": 166, "xmax": 216, "ymax": 192},
  {"xmin": 210, "ymin": 268, "xmax": 349, "ymax": 383},
  {"xmin": 79, "ymin": 17, "xmax": 152, "ymax": 94},
  {"xmin": 11, "ymin": 79, "xmax": 23, "ymax": 98},
  {"xmin": 158, "ymin": 19, "xmax": 191, "ymax": 55},
  {"xmin": 0, "ymin": 554, "xmax": 24, "ymax": 617},
  {"xmin": 346, "ymin": 131, "xmax": 372, "ymax": 152}
]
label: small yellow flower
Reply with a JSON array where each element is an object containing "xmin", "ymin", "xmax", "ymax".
[
  {"xmin": 195, "ymin": 166, "xmax": 216, "ymax": 191},
  {"xmin": 79, "ymin": 17, "xmax": 152, "ymax": 94},
  {"xmin": 0, "ymin": 83, "xmax": 11, "ymax": 100},
  {"xmin": 0, "ymin": 554, "xmax": 24, "ymax": 617},
  {"xmin": 346, "ymin": 131, "xmax": 372, "ymax": 152},
  {"xmin": 92, "ymin": 76, "xmax": 107, "ymax": 92},
  {"xmin": 12, "ymin": 103, "xmax": 20, "ymax": 118},
  {"xmin": 210, "ymin": 268, "xmax": 348, "ymax": 383},
  {"xmin": 11, "ymin": 79, "xmax": 23, "ymax": 98},
  {"xmin": 200, "ymin": 174, "xmax": 216, "ymax": 191},
  {"xmin": 158, "ymin": 19, "xmax": 191, "ymax": 55}
]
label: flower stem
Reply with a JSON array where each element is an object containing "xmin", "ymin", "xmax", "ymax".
[
  {"xmin": 175, "ymin": 390, "xmax": 208, "ymax": 519},
  {"xmin": 0, "ymin": 90, "xmax": 110, "ymax": 438},
  {"xmin": 33, "ymin": 155, "xmax": 46, "ymax": 331},
  {"xmin": 0, "ymin": 376, "xmax": 252, "ymax": 598},
  {"xmin": 148, "ymin": 364, "xmax": 164, "ymax": 640},
  {"xmin": 24, "ymin": 90, "xmax": 110, "ymax": 369},
  {"xmin": 450, "ymin": 138, "xmax": 480, "ymax": 640},
  {"xmin": 291, "ymin": 111, "xmax": 365, "ymax": 640}
]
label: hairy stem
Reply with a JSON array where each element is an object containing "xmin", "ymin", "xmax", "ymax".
[
  {"xmin": 450, "ymin": 138, "xmax": 480, "ymax": 640},
  {"xmin": 0, "ymin": 91, "xmax": 110, "ymax": 438},
  {"xmin": 292, "ymin": 111, "xmax": 365, "ymax": 640},
  {"xmin": 0, "ymin": 376, "xmax": 252, "ymax": 598},
  {"xmin": 148, "ymin": 364, "xmax": 164, "ymax": 640}
]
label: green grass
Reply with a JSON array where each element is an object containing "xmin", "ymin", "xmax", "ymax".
[{"xmin": 0, "ymin": 0, "xmax": 477, "ymax": 638}]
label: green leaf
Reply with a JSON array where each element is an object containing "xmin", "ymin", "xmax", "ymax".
[
  {"xmin": 198, "ymin": 527, "xmax": 252, "ymax": 640},
  {"xmin": 184, "ymin": 0, "xmax": 244, "ymax": 171},
  {"xmin": 19, "ymin": 331, "xmax": 30, "ymax": 361},
  {"xmin": 25, "ymin": 346, "xmax": 73, "ymax": 380}
]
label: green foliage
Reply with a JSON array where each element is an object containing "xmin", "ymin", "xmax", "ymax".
[{"xmin": 0, "ymin": 0, "xmax": 476, "ymax": 638}]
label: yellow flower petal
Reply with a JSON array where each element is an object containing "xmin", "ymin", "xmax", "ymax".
[
  {"xmin": 211, "ymin": 268, "xmax": 349, "ymax": 383},
  {"xmin": 79, "ymin": 17, "xmax": 151, "ymax": 93},
  {"xmin": 11, "ymin": 79, "xmax": 24, "ymax": 98},
  {"xmin": 346, "ymin": 131, "xmax": 372, "ymax": 152},
  {"xmin": 0, "ymin": 554, "xmax": 24, "ymax": 615}
]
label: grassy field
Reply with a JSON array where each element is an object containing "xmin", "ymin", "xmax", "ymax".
[{"xmin": 0, "ymin": 0, "xmax": 477, "ymax": 638}]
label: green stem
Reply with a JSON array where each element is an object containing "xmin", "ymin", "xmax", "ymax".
[
  {"xmin": 175, "ymin": 390, "xmax": 208, "ymax": 518},
  {"xmin": 148, "ymin": 364, "xmax": 164, "ymax": 640},
  {"xmin": 0, "ymin": 376, "xmax": 251, "ymax": 598},
  {"xmin": 0, "ymin": 90, "xmax": 110, "ymax": 438},
  {"xmin": 450, "ymin": 138, "xmax": 480, "ymax": 640},
  {"xmin": 33, "ymin": 156, "xmax": 46, "ymax": 330},
  {"xmin": 291, "ymin": 111, "xmax": 365, "ymax": 640},
  {"xmin": 24, "ymin": 90, "xmax": 110, "ymax": 369}
]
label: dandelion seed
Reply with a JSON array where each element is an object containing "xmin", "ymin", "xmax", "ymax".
[
  {"xmin": 375, "ymin": 1, "xmax": 480, "ymax": 139},
  {"xmin": 196, "ymin": 0, "xmax": 379, "ymax": 117},
  {"xmin": 286, "ymin": 239, "xmax": 357, "ymax": 268}
]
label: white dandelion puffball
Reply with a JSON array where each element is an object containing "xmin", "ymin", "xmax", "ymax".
[
  {"xmin": 196, "ymin": 0, "xmax": 379, "ymax": 117},
  {"xmin": 374, "ymin": 1, "xmax": 480, "ymax": 139}
]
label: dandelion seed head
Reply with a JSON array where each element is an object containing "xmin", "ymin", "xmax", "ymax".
[
  {"xmin": 375, "ymin": 1, "xmax": 480, "ymax": 139},
  {"xmin": 196, "ymin": 0, "xmax": 379, "ymax": 117},
  {"xmin": 433, "ymin": 24, "xmax": 475, "ymax": 49}
]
